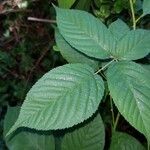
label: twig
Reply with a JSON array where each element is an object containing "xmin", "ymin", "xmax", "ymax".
[
  {"xmin": 28, "ymin": 17, "xmax": 56, "ymax": 24},
  {"xmin": 135, "ymin": 14, "xmax": 144, "ymax": 23},
  {"xmin": 95, "ymin": 59, "xmax": 115, "ymax": 74},
  {"xmin": 113, "ymin": 113, "xmax": 120, "ymax": 131},
  {"xmin": 110, "ymin": 96, "xmax": 115, "ymax": 128},
  {"xmin": 129, "ymin": 0, "xmax": 136, "ymax": 30},
  {"xmin": 22, "ymin": 40, "xmax": 54, "ymax": 99}
]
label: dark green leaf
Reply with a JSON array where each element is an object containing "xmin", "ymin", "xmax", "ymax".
[
  {"xmin": 4, "ymin": 106, "xmax": 55, "ymax": 150},
  {"xmin": 110, "ymin": 131, "xmax": 145, "ymax": 150},
  {"xmin": 62, "ymin": 114, "xmax": 105, "ymax": 150},
  {"xmin": 75, "ymin": 0, "xmax": 92, "ymax": 10}
]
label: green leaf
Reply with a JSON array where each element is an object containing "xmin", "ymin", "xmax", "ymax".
[
  {"xmin": 115, "ymin": 29, "xmax": 150, "ymax": 60},
  {"xmin": 109, "ymin": 19, "xmax": 130, "ymax": 42},
  {"xmin": 7, "ymin": 64, "xmax": 104, "ymax": 136},
  {"xmin": 94, "ymin": 0, "xmax": 101, "ymax": 7},
  {"xmin": 107, "ymin": 61, "xmax": 150, "ymax": 141},
  {"xmin": 4, "ymin": 106, "xmax": 55, "ymax": 150},
  {"xmin": 58, "ymin": 0, "xmax": 76, "ymax": 8},
  {"xmin": 75, "ymin": 0, "xmax": 92, "ymax": 10},
  {"xmin": 110, "ymin": 131, "xmax": 145, "ymax": 150},
  {"xmin": 143, "ymin": 0, "xmax": 150, "ymax": 15},
  {"xmin": 55, "ymin": 28, "xmax": 99, "ymax": 70},
  {"xmin": 142, "ymin": 64, "xmax": 150, "ymax": 71},
  {"xmin": 62, "ymin": 114, "xmax": 105, "ymax": 150},
  {"xmin": 53, "ymin": 45, "xmax": 60, "ymax": 52},
  {"xmin": 114, "ymin": 0, "xmax": 129, "ymax": 13},
  {"xmin": 135, "ymin": 0, "xmax": 142, "ymax": 11},
  {"xmin": 55, "ymin": 7, "xmax": 116, "ymax": 59}
]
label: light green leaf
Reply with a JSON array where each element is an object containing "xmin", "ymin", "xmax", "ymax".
[
  {"xmin": 7, "ymin": 64, "xmax": 104, "ymax": 136},
  {"xmin": 55, "ymin": 7, "xmax": 116, "ymax": 59},
  {"xmin": 115, "ymin": 29, "xmax": 150, "ymax": 60},
  {"xmin": 107, "ymin": 61, "xmax": 150, "ymax": 141},
  {"xmin": 143, "ymin": 0, "xmax": 150, "ymax": 15},
  {"xmin": 55, "ymin": 28, "xmax": 99, "ymax": 70},
  {"xmin": 109, "ymin": 19, "xmax": 130, "ymax": 42},
  {"xmin": 110, "ymin": 131, "xmax": 145, "ymax": 150},
  {"xmin": 58, "ymin": 0, "xmax": 76, "ymax": 8},
  {"xmin": 4, "ymin": 106, "xmax": 55, "ymax": 150},
  {"xmin": 62, "ymin": 114, "xmax": 105, "ymax": 150}
]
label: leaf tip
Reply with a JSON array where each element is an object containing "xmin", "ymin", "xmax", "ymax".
[
  {"xmin": 5, "ymin": 125, "xmax": 16, "ymax": 138},
  {"xmin": 52, "ymin": 3, "xmax": 58, "ymax": 11}
]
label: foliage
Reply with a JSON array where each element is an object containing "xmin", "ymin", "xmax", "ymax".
[
  {"xmin": 4, "ymin": 106, "xmax": 55, "ymax": 150},
  {"xmin": 110, "ymin": 131, "xmax": 145, "ymax": 150},
  {"xmin": 61, "ymin": 114, "xmax": 105, "ymax": 150},
  {"xmin": 7, "ymin": 63, "xmax": 104, "ymax": 133},
  {"xmin": 0, "ymin": 0, "xmax": 150, "ymax": 149}
]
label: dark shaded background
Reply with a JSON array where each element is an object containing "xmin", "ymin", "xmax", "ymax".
[{"xmin": 0, "ymin": 0, "xmax": 150, "ymax": 149}]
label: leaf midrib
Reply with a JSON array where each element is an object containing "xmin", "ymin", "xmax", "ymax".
[
  {"xmin": 22, "ymin": 72, "xmax": 97, "ymax": 129},
  {"xmin": 120, "ymin": 73, "xmax": 148, "ymax": 135},
  {"xmin": 59, "ymin": 15, "xmax": 112, "ymax": 56}
]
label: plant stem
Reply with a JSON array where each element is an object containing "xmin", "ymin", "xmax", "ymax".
[
  {"xmin": 95, "ymin": 59, "xmax": 115, "ymax": 74},
  {"xmin": 113, "ymin": 113, "xmax": 120, "ymax": 131},
  {"xmin": 28, "ymin": 17, "xmax": 56, "ymax": 24},
  {"xmin": 135, "ymin": 14, "xmax": 144, "ymax": 23},
  {"xmin": 129, "ymin": 0, "xmax": 136, "ymax": 30},
  {"xmin": 110, "ymin": 96, "xmax": 115, "ymax": 127}
]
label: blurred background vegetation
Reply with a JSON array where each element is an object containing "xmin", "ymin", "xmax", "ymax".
[{"xmin": 0, "ymin": 0, "xmax": 149, "ymax": 149}]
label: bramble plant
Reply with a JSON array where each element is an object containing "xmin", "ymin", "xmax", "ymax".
[{"xmin": 4, "ymin": 0, "xmax": 150, "ymax": 149}]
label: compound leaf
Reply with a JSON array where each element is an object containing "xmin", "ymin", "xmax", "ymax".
[
  {"xmin": 62, "ymin": 114, "xmax": 105, "ymax": 150},
  {"xmin": 7, "ymin": 64, "xmax": 104, "ymax": 136},
  {"xmin": 110, "ymin": 131, "xmax": 145, "ymax": 150},
  {"xmin": 55, "ymin": 28, "xmax": 99, "ymax": 70},
  {"xmin": 4, "ymin": 106, "xmax": 55, "ymax": 150},
  {"xmin": 115, "ymin": 29, "xmax": 150, "ymax": 60},
  {"xmin": 55, "ymin": 7, "xmax": 115, "ymax": 59},
  {"xmin": 108, "ymin": 19, "xmax": 130, "ymax": 42},
  {"xmin": 143, "ymin": 0, "xmax": 150, "ymax": 15},
  {"xmin": 107, "ymin": 61, "xmax": 150, "ymax": 141}
]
